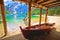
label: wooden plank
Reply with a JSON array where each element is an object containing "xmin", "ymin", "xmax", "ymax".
[
  {"xmin": 37, "ymin": 0, "xmax": 48, "ymax": 4},
  {"xmin": 45, "ymin": 2, "xmax": 60, "ymax": 7},
  {"xmin": 32, "ymin": 2, "xmax": 40, "ymax": 7},
  {"xmin": 32, "ymin": 4, "xmax": 39, "ymax": 8},
  {"xmin": 17, "ymin": 0, "xmax": 29, "ymax": 4},
  {"xmin": 39, "ymin": 7, "xmax": 42, "ymax": 24},
  {"xmin": 47, "ymin": 4, "xmax": 60, "ymax": 8},
  {"xmin": 45, "ymin": 3, "xmax": 60, "ymax": 7},
  {"xmin": 28, "ymin": 0, "xmax": 31, "ymax": 27},
  {"xmin": 0, "ymin": 0, "xmax": 7, "ymax": 36},
  {"xmin": 42, "ymin": 0, "xmax": 56, "ymax": 5},
  {"xmin": 32, "ymin": 0, "xmax": 39, "ymax": 3},
  {"xmin": 42, "ymin": 0, "xmax": 60, "ymax": 6},
  {"xmin": 32, "ymin": 2, "xmax": 47, "ymax": 9}
]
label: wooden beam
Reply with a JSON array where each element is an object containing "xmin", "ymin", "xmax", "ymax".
[
  {"xmin": 45, "ymin": 2, "xmax": 60, "ymax": 6},
  {"xmin": 39, "ymin": 7, "xmax": 42, "ymax": 24},
  {"xmin": 32, "ymin": 0, "xmax": 39, "ymax": 3},
  {"xmin": 45, "ymin": 3, "xmax": 60, "ymax": 8},
  {"xmin": 0, "ymin": 0, "xmax": 7, "ymax": 36},
  {"xmin": 42, "ymin": 0, "xmax": 57, "ymax": 4},
  {"xmin": 28, "ymin": 0, "xmax": 31, "ymax": 27},
  {"xmin": 37, "ymin": 0, "xmax": 43, "ymax": 3},
  {"xmin": 32, "ymin": 2, "xmax": 47, "ymax": 9},
  {"xmin": 17, "ymin": 0, "xmax": 47, "ymax": 9},
  {"xmin": 32, "ymin": 2, "xmax": 40, "ymax": 7},
  {"xmin": 17, "ymin": 0, "xmax": 29, "ymax": 4},
  {"xmin": 47, "ymin": 4, "xmax": 60, "ymax": 8},
  {"xmin": 32, "ymin": 4, "xmax": 39, "ymax": 8},
  {"xmin": 37, "ymin": 0, "xmax": 48, "ymax": 4},
  {"xmin": 42, "ymin": 0, "xmax": 60, "ymax": 6},
  {"xmin": 45, "ymin": 8, "xmax": 48, "ymax": 23},
  {"xmin": 24, "ymin": 0, "xmax": 29, "ymax": 4}
]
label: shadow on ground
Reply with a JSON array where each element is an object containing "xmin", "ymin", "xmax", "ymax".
[{"xmin": 0, "ymin": 29, "xmax": 60, "ymax": 40}]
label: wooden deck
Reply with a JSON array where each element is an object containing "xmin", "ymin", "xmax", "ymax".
[{"xmin": 0, "ymin": 27, "xmax": 60, "ymax": 40}]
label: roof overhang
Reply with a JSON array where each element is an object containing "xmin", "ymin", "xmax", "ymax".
[
  {"xmin": 17, "ymin": 0, "xmax": 60, "ymax": 8},
  {"xmin": 0, "ymin": 0, "xmax": 60, "ymax": 8}
]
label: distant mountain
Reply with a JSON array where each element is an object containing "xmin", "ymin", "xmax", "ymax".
[
  {"xmin": 4, "ymin": 1, "xmax": 28, "ymax": 19},
  {"xmin": 4, "ymin": 1, "xmax": 12, "ymax": 6}
]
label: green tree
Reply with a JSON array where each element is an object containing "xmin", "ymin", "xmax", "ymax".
[
  {"xmin": 48, "ymin": 8, "xmax": 55, "ymax": 16},
  {"xmin": 32, "ymin": 8, "xmax": 40, "ymax": 15},
  {"xmin": 55, "ymin": 6, "xmax": 60, "ymax": 16},
  {"xmin": 0, "ymin": 11, "xmax": 11, "ymax": 14},
  {"xmin": 48, "ymin": 6, "xmax": 60, "ymax": 16},
  {"xmin": 5, "ymin": 11, "xmax": 11, "ymax": 14}
]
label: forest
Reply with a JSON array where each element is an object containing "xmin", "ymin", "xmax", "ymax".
[
  {"xmin": 0, "ymin": 6, "xmax": 60, "ymax": 16},
  {"xmin": 32, "ymin": 6, "xmax": 60, "ymax": 16}
]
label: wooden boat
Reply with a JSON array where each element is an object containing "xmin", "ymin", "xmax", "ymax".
[{"xmin": 20, "ymin": 23, "xmax": 55, "ymax": 39}]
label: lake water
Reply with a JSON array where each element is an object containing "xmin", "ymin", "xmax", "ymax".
[
  {"xmin": 0, "ymin": 14, "xmax": 39, "ymax": 32},
  {"xmin": 0, "ymin": 1, "xmax": 40, "ymax": 32}
]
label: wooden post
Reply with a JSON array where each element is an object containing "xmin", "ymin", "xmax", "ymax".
[
  {"xmin": 0, "ymin": 0, "xmax": 7, "ymax": 36},
  {"xmin": 45, "ymin": 8, "xmax": 48, "ymax": 24},
  {"xmin": 18, "ymin": 0, "xmax": 22, "ymax": 1},
  {"xmin": 28, "ymin": 0, "xmax": 31, "ymax": 27},
  {"xmin": 39, "ymin": 7, "xmax": 42, "ymax": 24}
]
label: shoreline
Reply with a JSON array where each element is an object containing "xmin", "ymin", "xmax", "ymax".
[{"xmin": 0, "ymin": 16, "xmax": 60, "ymax": 36}]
